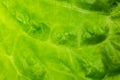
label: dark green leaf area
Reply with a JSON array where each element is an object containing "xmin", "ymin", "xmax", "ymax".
[
  {"xmin": 111, "ymin": 4, "xmax": 120, "ymax": 20},
  {"xmin": 101, "ymin": 42, "xmax": 120, "ymax": 76},
  {"xmin": 51, "ymin": 30, "xmax": 78, "ymax": 47},
  {"xmin": 83, "ymin": 34, "xmax": 107, "ymax": 45},
  {"xmin": 2, "ymin": 2, "xmax": 51, "ymax": 41},
  {"xmin": 29, "ymin": 22, "xmax": 51, "ymax": 41},
  {"xmin": 74, "ymin": 0, "xmax": 118, "ymax": 13},
  {"xmin": 86, "ymin": 67, "xmax": 105, "ymax": 80},
  {"xmin": 81, "ymin": 26, "xmax": 109, "ymax": 45}
]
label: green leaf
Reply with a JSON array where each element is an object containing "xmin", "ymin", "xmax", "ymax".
[{"xmin": 0, "ymin": 0, "xmax": 120, "ymax": 80}]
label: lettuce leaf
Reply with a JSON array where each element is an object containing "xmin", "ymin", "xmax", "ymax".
[{"xmin": 0, "ymin": 0, "xmax": 120, "ymax": 80}]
